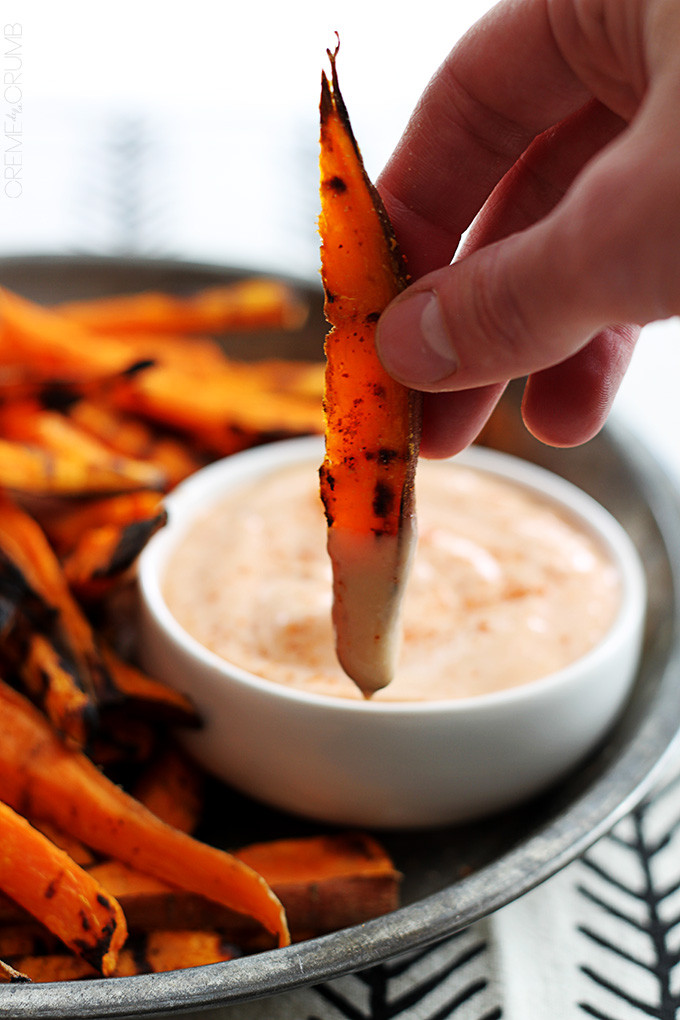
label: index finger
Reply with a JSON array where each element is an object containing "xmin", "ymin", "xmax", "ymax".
[{"xmin": 378, "ymin": 0, "xmax": 589, "ymax": 277}]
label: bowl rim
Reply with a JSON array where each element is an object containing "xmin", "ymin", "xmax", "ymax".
[{"xmin": 138, "ymin": 434, "xmax": 647, "ymax": 716}]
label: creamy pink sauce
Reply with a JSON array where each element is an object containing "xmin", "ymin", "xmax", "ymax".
[{"xmin": 162, "ymin": 460, "xmax": 620, "ymax": 702}]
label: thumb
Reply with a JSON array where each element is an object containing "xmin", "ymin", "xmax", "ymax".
[{"xmin": 375, "ymin": 124, "xmax": 680, "ymax": 392}]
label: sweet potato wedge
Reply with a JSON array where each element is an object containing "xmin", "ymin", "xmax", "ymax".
[
  {"xmin": 0, "ymin": 799, "xmax": 127, "ymax": 975},
  {"xmin": 236, "ymin": 832, "xmax": 401, "ymax": 937},
  {"xmin": 319, "ymin": 45, "xmax": 421, "ymax": 694},
  {"xmin": 112, "ymin": 357, "xmax": 323, "ymax": 454},
  {"xmin": 0, "ymin": 358, "xmax": 153, "ymax": 411},
  {"xmin": 85, "ymin": 832, "xmax": 400, "ymax": 942},
  {"xmin": 0, "ymin": 681, "xmax": 289, "ymax": 948}
]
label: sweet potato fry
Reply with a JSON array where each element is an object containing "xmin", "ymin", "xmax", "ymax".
[
  {"xmin": 99, "ymin": 645, "xmax": 201, "ymax": 728},
  {"xmin": 39, "ymin": 490, "xmax": 166, "ymax": 556},
  {"xmin": 0, "ymin": 494, "xmax": 115, "ymax": 740},
  {"xmin": 318, "ymin": 46, "xmax": 421, "ymax": 695},
  {"xmin": 61, "ymin": 512, "xmax": 167, "ymax": 601},
  {"xmin": 28, "ymin": 819, "xmax": 95, "ymax": 867},
  {"xmin": 0, "ymin": 404, "xmax": 167, "ymax": 493},
  {"xmin": 84, "ymin": 833, "xmax": 400, "ymax": 942},
  {"xmin": 0, "ymin": 287, "xmax": 142, "ymax": 375},
  {"xmin": 236, "ymin": 832, "xmax": 400, "ymax": 937},
  {"xmin": 0, "ymin": 681, "xmax": 289, "ymax": 948},
  {"xmin": 0, "ymin": 438, "xmax": 164, "ymax": 497},
  {"xmin": 0, "ymin": 359, "xmax": 153, "ymax": 410},
  {"xmin": 10, "ymin": 929, "xmax": 236, "ymax": 981},
  {"xmin": 139, "ymin": 929, "xmax": 236, "ymax": 972},
  {"xmin": 20, "ymin": 632, "xmax": 93, "ymax": 748},
  {"xmin": 0, "ymin": 959, "xmax": 30, "ymax": 983},
  {"xmin": 132, "ymin": 745, "xmax": 205, "ymax": 834},
  {"xmin": 55, "ymin": 278, "xmax": 308, "ymax": 334},
  {"xmin": 0, "ymin": 799, "xmax": 127, "ymax": 975},
  {"xmin": 7, "ymin": 954, "xmax": 95, "ymax": 983},
  {"xmin": 112, "ymin": 358, "xmax": 323, "ymax": 454},
  {"xmin": 65, "ymin": 401, "xmax": 204, "ymax": 487}
]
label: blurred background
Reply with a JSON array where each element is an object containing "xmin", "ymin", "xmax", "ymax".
[{"xmin": 2, "ymin": 0, "xmax": 678, "ymax": 477}]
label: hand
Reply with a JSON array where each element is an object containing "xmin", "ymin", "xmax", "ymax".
[{"xmin": 375, "ymin": 0, "xmax": 680, "ymax": 456}]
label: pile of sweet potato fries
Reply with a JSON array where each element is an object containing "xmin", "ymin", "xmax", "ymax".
[{"xmin": 0, "ymin": 276, "xmax": 400, "ymax": 984}]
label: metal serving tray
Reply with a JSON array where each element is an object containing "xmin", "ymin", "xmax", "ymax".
[{"xmin": 0, "ymin": 255, "xmax": 678, "ymax": 1019}]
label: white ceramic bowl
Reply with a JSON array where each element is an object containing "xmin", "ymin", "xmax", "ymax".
[{"xmin": 137, "ymin": 436, "xmax": 646, "ymax": 829}]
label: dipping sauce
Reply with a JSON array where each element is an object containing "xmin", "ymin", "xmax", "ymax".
[{"xmin": 163, "ymin": 459, "xmax": 621, "ymax": 702}]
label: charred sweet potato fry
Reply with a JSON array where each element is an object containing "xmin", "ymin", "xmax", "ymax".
[
  {"xmin": 98, "ymin": 645, "xmax": 201, "ymax": 728},
  {"xmin": 319, "ymin": 46, "xmax": 421, "ymax": 694},
  {"xmin": 11, "ymin": 929, "xmax": 236, "ymax": 981},
  {"xmin": 0, "ymin": 959, "xmax": 30, "ymax": 983},
  {"xmin": 87, "ymin": 712, "xmax": 158, "ymax": 769},
  {"xmin": 0, "ymin": 494, "xmax": 121, "ymax": 738},
  {"xmin": 40, "ymin": 490, "xmax": 166, "ymax": 556},
  {"xmin": 0, "ymin": 358, "xmax": 153, "ymax": 410},
  {"xmin": 112, "ymin": 357, "xmax": 323, "ymax": 455},
  {"xmin": 0, "ymin": 681, "xmax": 289, "ymax": 948},
  {"xmin": 20, "ymin": 633, "xmax": 93, "ymax": 747},
  {"xmin": 61, "ymin": 513, "xmax": 168, "ymax": 601},
  {"xmin": 0, "ymin": 799, "xmax": 127, "ymax": 975},
  {"xmin": 55, "ymin": 278, "xmax": 308, "ymax": 334}
]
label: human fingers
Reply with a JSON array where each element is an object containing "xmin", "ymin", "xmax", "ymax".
[
  {"xmin": 459, "ymin": 100, "xmax": 626, "ymax": 258},
  {"xmin": 456, "ymin": 101, "xmax": 637, "ymax": 450},
  {"xmin": 396, "ymin": 99, "xmax": 628, "ymax": 457},
  {"xmin": 520, "ymin": 324, "xmax": 639, "ymax": 447},
  {"xmin": 377, "ymin": 0, "xmax": 592, "ymax": 278},
  {"xmin": 375, "ymin": 103, "xmax": 680, "ymax": 393},
  {"xmin": 419, "ymin": 384, "xmax": 506, "ymax": 458}
]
